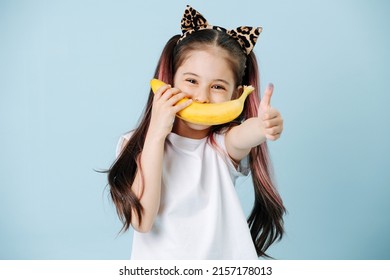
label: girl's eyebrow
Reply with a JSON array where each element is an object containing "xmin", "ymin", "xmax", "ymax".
[
  {"xmin": 214, "ymin": 79, "xmax": 230, "ymax": 85},
  {"xmin": 183, "ymin": 72, "xmax": 230, "ymax": 85},
  {"xmin": 183, "ymin": 72, "xmax": 199, "ymax": 77}
]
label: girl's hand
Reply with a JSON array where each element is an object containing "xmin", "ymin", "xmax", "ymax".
[
  {"xmin": 259, "ymin": 83, "xmax": 283, "ymax": 141},
  {"xmin": 149, "ymin": 84, "xmax": 192, "ymax": 139},
  {"xmin": 224, "ymin": 83, "xmax": 283, "ymax": 162}
]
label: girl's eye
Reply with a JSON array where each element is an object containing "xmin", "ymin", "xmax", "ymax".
[
  {"xmin": 186, "ymin": 79, "xmax": 196, "ymax": 84},
  {"xmin": 212, "ymin": 85, "xmax": 226, "ymax": 90}
]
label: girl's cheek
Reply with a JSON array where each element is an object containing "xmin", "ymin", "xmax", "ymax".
[{"xmin": 212, "ymin": 94, "xmax": 231, "ymax": 103}]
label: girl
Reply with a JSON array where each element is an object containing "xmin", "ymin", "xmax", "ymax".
[{"xmin": 108, "ymin": 5, "xmax": 285, "ymax": 259}]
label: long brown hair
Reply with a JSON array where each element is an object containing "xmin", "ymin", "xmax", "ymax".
[{"xmin": 107, "ymin": 29, "xmax": 285, "ymax": 257}]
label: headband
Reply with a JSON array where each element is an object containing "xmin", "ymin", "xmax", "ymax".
[{"xmin": 178, "ymin": 5, "xmax": 262, "ymax": 55}]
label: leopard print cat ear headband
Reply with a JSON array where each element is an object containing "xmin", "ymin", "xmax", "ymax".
[{"xmin": 178, "ymin": 5, "xmax": 262, "ymax": 55}]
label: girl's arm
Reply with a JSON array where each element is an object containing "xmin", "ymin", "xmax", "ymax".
[
  {"xmin": 225, "ymin": 84, "xmax": 283, "ymax": 162},
  {"xmin": 128, "ymin": 131, "xmax": 165, "ymax": 233},
  {"xmin": 129, "ymin": 85, "xmax": 192, "ymax": 233}
]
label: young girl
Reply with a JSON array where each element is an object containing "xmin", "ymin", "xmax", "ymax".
[{"xmin": 108, "ymin": 5, "xmax": 285, "ymax": 259}]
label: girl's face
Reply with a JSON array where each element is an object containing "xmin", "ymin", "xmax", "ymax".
[{"xmin": 173, "ymin": 47, "xmax": 240, "ymax": 138}]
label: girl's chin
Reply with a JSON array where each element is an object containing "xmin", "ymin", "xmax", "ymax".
[
  {"xmin": 173, "ymin": 118, "xmax": 212, "ymax": 139},
  {"xmin": 184, "ymin": 121, "xmax": 211, "ymax": 131}
]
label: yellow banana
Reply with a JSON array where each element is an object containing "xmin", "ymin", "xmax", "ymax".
[{"xmin": 150, "ymin": 79, "xmax": 254, "ymax": 126}]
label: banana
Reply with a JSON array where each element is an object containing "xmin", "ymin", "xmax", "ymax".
[{"xmin": 150, "ymin": 79, "xmax": 254, "ymax": 125}]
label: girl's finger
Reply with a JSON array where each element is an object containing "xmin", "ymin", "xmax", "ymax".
[
  {"xmin": 263, "ymin": 117, "xmax": 282, "ymax": 129},
  {"xmin": 154, "ymin": 84, "xmax": 171, "ymax": 99},
  {"xmin": 266, "ymin": 133, "xmax": 281, "ymax": 141},
  {"xmin": 173, "ymin": 98, "xmax": 193, "ymax": 112},
  {"xmin": 259, "ymin": 83, "xmax": 274, "ymax": 112},
  {"xmin": 262, "ymin": 108, "xmax": 280, "ymax": 120},
  {"xmin": 265, "ymin": 125, "xmax": 283, "ymax": 136},
  {"xmin": 156, "ymin": 87, "xmax": 182, "ymax": 102},
  {"xmin": 167, "ymin": 92, "xmax": 189, "ymax": 106}
]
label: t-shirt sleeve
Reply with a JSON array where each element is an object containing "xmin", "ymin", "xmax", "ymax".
[
  {"xmin": 214, "ymin": 133, "xmax": 250, "ymax": 177},
  {"xmin": 115, "ymin": 132, "xmax": 132, "ymax": 158},
  {"xmin": 235, "ymin": 155, "xmax": 250, "ymax": 177}
]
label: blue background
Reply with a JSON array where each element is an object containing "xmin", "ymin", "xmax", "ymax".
[{"xmin": 1, "ymin": 0, "xmax": 389, "ymax": 259}]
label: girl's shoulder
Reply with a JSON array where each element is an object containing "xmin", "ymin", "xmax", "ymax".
[
  {"xmin": 212, "ymin": 129, "xmax": 250, "ymax": 177},
  {"xmin": 210, "ymin": 127, "xmax": 231, "ymax": 148}
]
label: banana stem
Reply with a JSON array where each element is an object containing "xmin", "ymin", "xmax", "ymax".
[{"xmin": 239, "ymin": 86, "xmax": 255, "ymax": 101}]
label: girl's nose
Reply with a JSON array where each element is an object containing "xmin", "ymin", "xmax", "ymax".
[{"xmin": 193, "ymin": 89, "xmax": 209, "ymax": 103}]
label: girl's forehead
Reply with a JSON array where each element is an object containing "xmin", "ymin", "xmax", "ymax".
[
  {"xmin": 187, "ymin": 45, "xmax": 228, "ymax": 56},
  {"xmin": 180, "ymin": 47, "xmax": 231, "ymax": 66},
  {"xmin": 176, "ymin": 49, "xmax": 236, "ymax": 83}
]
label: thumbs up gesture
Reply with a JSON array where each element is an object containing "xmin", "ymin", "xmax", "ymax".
[{"xmin": 259, "ymin": 83, "xmax": 283, "ymax": 141}]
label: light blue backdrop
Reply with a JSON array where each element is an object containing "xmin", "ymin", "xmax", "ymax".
[{"xmin": 1, "ymin": 0, "xmax": 389, "ymax": 259}]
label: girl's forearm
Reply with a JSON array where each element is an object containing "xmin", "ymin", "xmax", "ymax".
[
  {"xmin": 225, "ymin": 118, "xmax": 266, "ymax": 162},
  {"xmin": 131, "ymin": 130, "xmax": 166, "ymax": 232}
]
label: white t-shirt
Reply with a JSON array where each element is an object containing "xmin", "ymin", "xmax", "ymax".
[{"xmin": 116, "ymin": 132, "xmax": 258, "ymax": 260}]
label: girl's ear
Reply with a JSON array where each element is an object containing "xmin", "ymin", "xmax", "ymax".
[{"xmin": 233, "ymin": 85, "xmax": 243, "ymax": 99}]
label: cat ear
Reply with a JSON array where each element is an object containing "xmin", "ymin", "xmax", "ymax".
[{"xmin": 227, "ymin": 26, "xmax": 263, "ymax": 55}]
